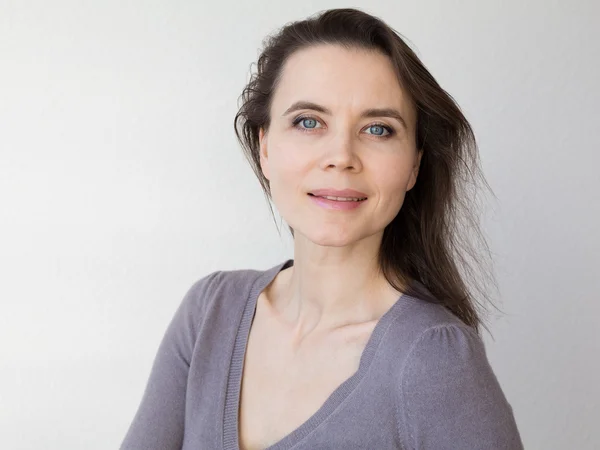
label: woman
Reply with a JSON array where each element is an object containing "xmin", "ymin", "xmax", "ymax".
[{"xmin": 121, "ymin": 8, "xmax": 523, "ymax": 450}]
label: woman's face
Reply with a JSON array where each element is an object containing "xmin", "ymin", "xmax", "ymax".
[{"xmin": 259, "ymin": 44, "xmax": 422, "ymax": 247}]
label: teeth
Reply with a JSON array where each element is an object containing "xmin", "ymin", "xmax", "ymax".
[{"xmin": 319, "ymin": 195, "xmax": 366, "ymax": 202}]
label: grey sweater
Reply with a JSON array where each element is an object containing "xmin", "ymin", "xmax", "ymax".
[{"xmin": 120, "ymin": 259, "xmax": 524, "ymax": 449}]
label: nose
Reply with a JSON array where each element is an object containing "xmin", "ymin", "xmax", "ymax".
[{"xmin": 319, "ymin": 132, "xmax": 363, "ymax": 172}]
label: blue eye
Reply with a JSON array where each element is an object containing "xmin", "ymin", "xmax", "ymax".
[
  {"xmin": 301, "ymin": 118, "xmax": 318, "ymax": 128},
  {"xmin": 292, "ymin": 116, "xmax": 321, "ymax": 130},
  {"xmin": 291, "ymin": 115, "xmax": 395, "ymax": 138},
  {"xmin": 367, "ymin": 125, "xmax": 390, "ymax": 136}
]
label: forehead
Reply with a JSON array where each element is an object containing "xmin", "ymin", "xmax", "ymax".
[{"xmin": 272, "ymin": 44, "xmax": 414, "ymax": 122}]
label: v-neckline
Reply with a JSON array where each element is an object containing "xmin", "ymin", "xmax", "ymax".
[{"xmin": 222, "ymin": 259, "xmax": 411, "ymax": 450}]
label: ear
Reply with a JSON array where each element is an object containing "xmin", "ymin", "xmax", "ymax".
[
  {"xmin": 406, "ymin": 149, "xmax": 423, "ymax": 191},
  {"xmin": 259, "ymin": 127, "xmax": 270, "ymax": 181}
]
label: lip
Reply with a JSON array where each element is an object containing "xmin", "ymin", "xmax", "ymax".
[
  {"xmin": 308, "ymin": 188, "xmax": 368, "ymax": 199},
  {"xmin": 308, "ymin": 195, "xmax": 366, "ymax": 211}
]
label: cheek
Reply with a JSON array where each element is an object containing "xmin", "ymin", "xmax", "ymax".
[
  {"xmin": 375, "ymin": 159, "xmax": 414, "ymax": 205},
  {"xmin": 266, "ymin": 149, "xmax": 306, "ymax": 210},
  {"xmin": 268, "ymin": 140, "xmax": 311, "ymax": 184}
]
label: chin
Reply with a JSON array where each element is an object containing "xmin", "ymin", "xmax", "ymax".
[{"xmin": 294, "ymin": 224, "xmax": 358, "ymax": 247}]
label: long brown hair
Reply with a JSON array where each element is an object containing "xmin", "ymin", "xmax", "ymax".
[{"xmin": 234, "ymin": 8, "xmax": 499, "ymax": 335}]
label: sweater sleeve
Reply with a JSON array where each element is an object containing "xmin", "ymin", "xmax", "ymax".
[
  {"xmin": 120, "ymin": 271, "xmax": 221, "ymax": 450},
  {"xmin": 398, "ymin": 324, "xmax": 524, "ymax": 450}
]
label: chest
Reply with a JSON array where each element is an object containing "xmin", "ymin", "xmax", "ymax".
[{"xmin": 237, "ymin": 307, "xmax": 375, "ymax": 450}]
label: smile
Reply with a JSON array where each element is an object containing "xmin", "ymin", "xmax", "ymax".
[{"xmin": 307, "ymin": 193, "xmax": 367, "ymax": 210}]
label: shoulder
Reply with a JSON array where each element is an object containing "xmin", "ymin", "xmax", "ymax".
[
  {"xmin": 383, "ymin": 282, "xmax": 483, "ymax": 367},
  {"xmin": 161, "ymin": 266, "xmax": 267, "ymax": 353},
  {"xmin": 180, "ymin": 265, "xmax": 265, "ymax": 318},
  {"xmin": 386, "ymin": 283, "xmax": 491, "ymax": 385},
  {"xmin": 382, "ymin": 283, "xmax": 500, "ymax": 418},
  {"xmin": 386, "ymin": 285, "xmax": 522, "ymax": 448},
  {"xmin": 399, "ymin": 322, "xmax": 488, "ymax": 391},
  {"xmin": 185, "ymin": 266, "xmax": 264, "ymax": 299}
]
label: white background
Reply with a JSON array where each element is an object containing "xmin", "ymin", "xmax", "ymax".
[{"xmin": 1, "ymin": 1, "xmax": 598, "ymax": 448}]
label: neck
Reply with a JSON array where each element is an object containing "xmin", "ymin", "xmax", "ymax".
[{"xmin": 269, "ymin": 232, "xmax": 403, "ymax": 340}]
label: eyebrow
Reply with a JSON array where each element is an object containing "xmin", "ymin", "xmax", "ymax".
[{"xmin": 282, "ymin": 100, "xmax": 409, "ymax": 132}]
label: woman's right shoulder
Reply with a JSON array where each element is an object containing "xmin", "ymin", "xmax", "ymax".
[{"xmin": 179, "ymin": 266, "xmax": 265, "ymax": 321}]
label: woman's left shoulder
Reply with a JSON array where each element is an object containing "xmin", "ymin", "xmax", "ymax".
[
  {"xmin": 386, "ymin": 285, "xmax": 485, "ymax": 359},
  {"xmin": 400, "ymin": 322, "xmax": 488, "ymax": 376},
  {"xmin": 388, "ymin": 300, "xmax": 524, "ymax": 448},
  {"xmin": 390, "ymin": 292, "xmax": 494, "ymax": 384}
]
